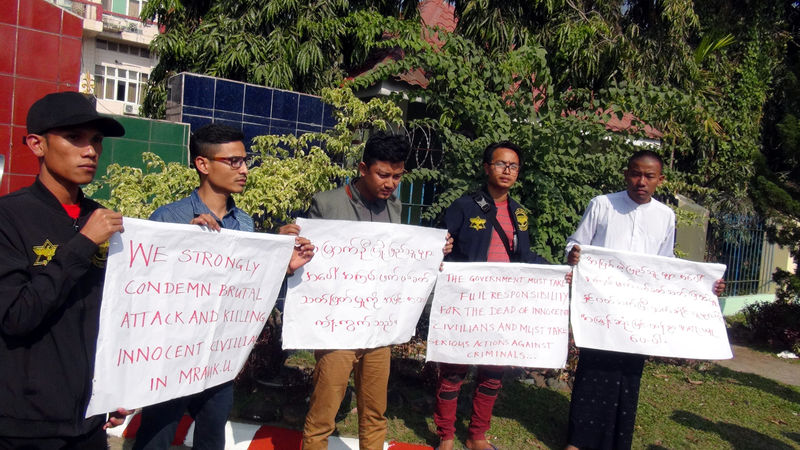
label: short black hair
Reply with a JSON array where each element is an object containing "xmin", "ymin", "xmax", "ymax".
[
  {"xmin": 482, "ymin": 141, "xmax": 523, "ymax": 166},
  {"xmin": 628, "ymin": 149, "xmax": 664, "ymax": 172},
  {"xmin": 362, "ymin": 131, "xmax": 410, "ymax": 167},
  {"xmin": 190, "ymin": 123, "xmax": 245, "ymax": 165}
]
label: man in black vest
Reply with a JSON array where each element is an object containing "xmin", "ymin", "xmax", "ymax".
[
  {"xmin": 434, "ymin": 141, "xmax": 546, "ymax": 450},
  {"xmin": 0, "ymin": 91, "xmax": 130, "ymax": 449}
]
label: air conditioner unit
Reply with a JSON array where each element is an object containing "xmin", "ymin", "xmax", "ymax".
[{"xmin": 123, "ymin": 104, "xmax": 137, "ymax": 115}]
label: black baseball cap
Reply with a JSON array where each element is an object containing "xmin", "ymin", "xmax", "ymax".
[{"xmin": 26, "ymin": 91, "xmax": 125, "ymax": 137}]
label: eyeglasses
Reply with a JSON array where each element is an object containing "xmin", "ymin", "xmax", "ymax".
[
  {"xmin": 209, "ymin": 155, "xmax": 251, "ymax": 169},
  {"xmin": 490, "ymin": 161, "xmax": 520, "ymax": 173}
]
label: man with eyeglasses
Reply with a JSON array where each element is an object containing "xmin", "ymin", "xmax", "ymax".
[
  {"xmin": 133, "ymin": 123, "xmax": 314, "ymax": 450},
  {"xmin": 434, "ymin": 141, "xmax": 547, "ymax": 450}
]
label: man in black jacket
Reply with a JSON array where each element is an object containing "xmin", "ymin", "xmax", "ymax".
[
  {"xmin": 434, "ymin": 141, "xmax": 546, "ymax": 450},
  {"xmin": 0, "ymin": 92, "xmax": 130, "ymax": 449}
]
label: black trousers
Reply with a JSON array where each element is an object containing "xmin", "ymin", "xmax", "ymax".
[{"xmin": 0, "ymin": 425, "xmax": 106, "ymax": 450}]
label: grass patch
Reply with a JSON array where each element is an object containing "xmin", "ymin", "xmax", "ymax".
[
  {"xmin": 324, "ymin": 361, "xmax": 800, "ymax": 448},
  {"xmin": 285, "ymin": 349, "xmax": 316, "ymax": 368},
  {"xmin": 636, "ymin": 362, "xmax": 800, "ymax": 449}
]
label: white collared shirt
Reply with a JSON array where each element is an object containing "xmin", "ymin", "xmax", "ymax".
[{"xmin": 566, "ymin": 190, "xmax": 675, "ymax": 257}]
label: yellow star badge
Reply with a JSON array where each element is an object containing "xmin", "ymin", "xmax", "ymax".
[
  {"xmin": 33, "ymin": 239, "xmax": 58, "ymax": 266},
  {"xmin": 469, "ymin": 216, "xmax": 487, "ymax": 231}
]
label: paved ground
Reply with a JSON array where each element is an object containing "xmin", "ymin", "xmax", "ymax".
[
  {"xmin": 108, "ymin": 344, "xmax": 799, "ymax": 449},
  {"xmin": 109, "ymin": 435, "xmax": 183, "ymax": 449},
  {"xmin": 106, "ymin": 422, "xmax": 413, "ymax": 450},
  {"xmin": 108, "ymin": 435, "xmax": 134, "ymax": 449},
  {"xmin": 714, "ymin": 344, "xmax": 800, "ymax": 386}
]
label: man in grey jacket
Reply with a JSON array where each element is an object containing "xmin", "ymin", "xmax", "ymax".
[
  {"xmin": 306, "ymin": 140, "xmax": 404, "ymax": 222},
  {"xmin": 301, "ymin": 131, "xmax": 407, "ymax": 450}
]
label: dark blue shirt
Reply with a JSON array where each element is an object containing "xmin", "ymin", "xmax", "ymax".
[
  {"xmin": 149, "ymin": 189, "xmax": 254, "ymax": 231},
  {"xmin": 444, "ymin": 191, "xmax": 546, "ymax": 264}
]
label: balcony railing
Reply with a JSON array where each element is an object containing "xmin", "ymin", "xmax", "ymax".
[
  {"xmin": 47, "ymin": 0, "xmax": 157, "ymax": 34},
  {"xmin": 102, "ymin": 13, "xmax": 141, "ymax": 33}
]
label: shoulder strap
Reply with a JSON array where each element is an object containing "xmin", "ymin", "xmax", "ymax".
[{"xmin": 472, "ymin": 191, "xmax": 492, "ymax": 213}]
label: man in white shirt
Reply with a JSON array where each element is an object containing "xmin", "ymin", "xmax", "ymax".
[{"xmin": 564, "ymin": 150, "xmax": 724, "ymax": 450}]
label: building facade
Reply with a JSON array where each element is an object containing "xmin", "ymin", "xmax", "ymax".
[{"xmin": 47, "ymin": 0, "xmax": 159, "ymax": 116}]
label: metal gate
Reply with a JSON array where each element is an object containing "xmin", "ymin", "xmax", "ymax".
[{"xmin": 710, "ymin": 215, "xmax": 775, "ymax": 296}]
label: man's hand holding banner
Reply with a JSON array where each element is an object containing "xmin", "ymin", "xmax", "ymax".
[
  {"xmin": 86, "ymin": 218, "xmax": 295, "ymax": 416},
  {"xmin": 427, "ymin": 262, "xmax": 571, "ymax": 368},
  {"xmin": 282, "ymin": 218, "xmax": 447, "ymax": 349},
  {"xmin": 571, "ymin": 245, "xmax": 731, "ymax": 360}
]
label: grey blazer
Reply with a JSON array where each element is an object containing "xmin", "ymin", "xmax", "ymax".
[{"xmin": 308, "ymin": 180, "xmax": 402, "ymax": 224}]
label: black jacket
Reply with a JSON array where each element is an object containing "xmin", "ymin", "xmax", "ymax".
[
  {"xmin": 0, "ymin": 179, "xmax": 107, "ymax": 438},
  {"xmin": 444, "ymin": 190, "xmax": 547, "ymax": 264}
]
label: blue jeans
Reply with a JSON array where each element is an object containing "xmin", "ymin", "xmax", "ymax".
[{"xmin": 133, "ymin": 381, "xmax": 233, "ymax": 450}]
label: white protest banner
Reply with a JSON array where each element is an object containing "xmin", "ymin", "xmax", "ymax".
[
  {"xmin": 283, "ymin": 218, "xmax": 447, "ymax": 349},
  {"xmin": 426, "ymin": 262, "xmax": 571, "ymax": 368},
  {"xmin": 572, "ymin": 245, "xmax": 730, "ymax": 360},
  {"xmin": 86, "ymin": 218, "xmax": 294, "ymax": 416}
]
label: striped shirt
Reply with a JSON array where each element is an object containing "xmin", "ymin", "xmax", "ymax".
[{"xmin": 487, "ymin": 199, "xmax": 514, "ymax": 262}]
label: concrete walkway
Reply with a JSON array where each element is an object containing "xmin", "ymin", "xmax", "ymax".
[
  {"xmin": 107, "ymin": 416, "xmax": 432, "ymax": 450},
  {"xmin": 714, "ymin": 344, "xmax": 800, "ymax": 386}
]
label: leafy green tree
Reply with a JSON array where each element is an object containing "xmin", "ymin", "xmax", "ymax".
[
  {"xmin": 753, "ymin": 2, "xmax": 800, "ymax": 302},
  {"xmin": 139, "ymin": 0, "xmax": 417, "ymax": 117},
  {"xmin": 445, "ymin": 1, "xmax": 800, "ymax": 272},
  {"xmin": 450, "ymin": 0, "xmax": 701, "ymax": 91},
  {"xmin": 350, "ymin": 15, "xmax": 760, "ymax": 263}
]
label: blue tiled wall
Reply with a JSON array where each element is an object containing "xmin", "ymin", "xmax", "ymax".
[
  {"xmin": 165, "ymin": 73, "xmax": 335, "ymax": 150},
  {"xmin": 163, "ymin": 72, "xmax": 429, "ymax": 226}
]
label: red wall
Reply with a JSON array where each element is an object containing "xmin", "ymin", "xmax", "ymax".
[{"xmin": 0, "ymin": 0, "xmax": 83, "ymax": 195}]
